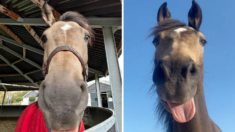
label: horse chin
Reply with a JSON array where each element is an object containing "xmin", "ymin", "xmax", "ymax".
[
  {"xmin": 51, "ymin": 126, "xmax": 79, "ymax": 132},
  {"xmin": 158, "ymin": 85, "xmax": 198, "ymax": 123}
]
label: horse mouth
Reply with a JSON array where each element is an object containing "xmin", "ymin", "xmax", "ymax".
[{"xmin": 163, "ymin": 98, "xmax": 196, "ymax": 123}]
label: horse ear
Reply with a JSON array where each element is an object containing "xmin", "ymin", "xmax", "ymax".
[
  {"xmin": 157, "ymin": 2, "xmax": 171, "ymax": 23},
  {"xmin": 41, "ymin": 2, "xmax": 55, "ymax": 26},
  {"xmin": 188, "ymin": 0, "xmax": 202, "ymax": 31}
]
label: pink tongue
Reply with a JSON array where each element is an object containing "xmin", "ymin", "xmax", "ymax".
[{"xmin": 167, "ymin": 98, "xmax": 195, "ymax": 123}]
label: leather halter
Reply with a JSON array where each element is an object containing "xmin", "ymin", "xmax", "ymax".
[{"xmin": 42, "ymin": 46, "xmax": 88, "ymax": 81}]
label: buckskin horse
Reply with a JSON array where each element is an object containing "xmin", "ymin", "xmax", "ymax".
[
  {"xmin": 151, "ymin": 1, "xmax": 221, "ymax": 132},
  {"xmin": 15, "ymin": 2, "xmax": 94, "ymax": 132}
]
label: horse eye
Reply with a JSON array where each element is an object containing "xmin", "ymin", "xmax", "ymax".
[
  {"xmin": 41, "ymin": 35, "xmax": 47, "ymax": 43},
  {"xmin": 85, "ymin": 34, "xmax": 90, "ymax": 42},
  {"xmin": 200, "ymin": 38, "xmax": 207, "ymax": 46},
  {"xmin": 152, "ymin": 38, "xmax": 159, "ymax": 47}
]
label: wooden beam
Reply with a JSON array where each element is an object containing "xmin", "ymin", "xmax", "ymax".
[
  {"xmin": 25, "ymin": 69, "xmax": 41, "ymax": 75},
  {"xmin": 23, "ymin": 48, "xmax": 26, "ymax": 58},
  {"xmin": 0, "ymin": 5, "xmax": 43, "ymax": 48},
  {"xmin": 24, "ymin": 25, "xmax": 43, "ymax": 47},
  {"xmin": 0, "ymin": 73, "xmax": 21, "ymax": 77},
  {"xmin": 0, "ymin": 24, "xmax": 24, "ymax": 45},
  {"xmin": 0, "ymin": 69, "xmax": 42, "ymax": 77},
  {"xmin": 29, "ymin": 0, "xmax": 61, "ymax": 20},
  {"xmin": 0, "ymin": 4, "xmax": 23, "ymax": 22},
  {"xmin": 0, "ymin": 35, "xmax": 44, "ymax": 55},
  {"xmin": 0, "ymin": 39, "xmax": 2, "ymax": 46},
  {"xmin": 0, "ymin": 63, "xmax": 8, "ymax": 66},
  {"xmin": 0, "ymin": 55, "xmax": 39, "ymax": 87},
  {"xmin": 1, "ymin": 45, "xmax": 42, "ymax": 69},
  {"xmin": 12, "ymin": 59, "xmax": 22, "ymax": 65},
  {"xmin": 0, "ymin": 25, "xmax": 27, "ymax": 59}
]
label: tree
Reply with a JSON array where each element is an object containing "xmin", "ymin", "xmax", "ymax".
[
  {"xmin": 16, "ymin": 97, "xmax": 23, "ymax": 102},
  {"xmin": 29, "ymin": 97, "xmax": 35, "ymax": 102}
]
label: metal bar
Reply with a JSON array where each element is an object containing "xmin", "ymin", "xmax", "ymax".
[
  {"xmin": 89, "ymin": 67, "xmax": 104, "ymax": 76},
  {"xmin": 0, "ymin": 83, "xmax": 37, "ymax": 88},
  {"xmin": 0, "ymin": 18, "xmax": 122, "ymax": 27},
  {"xmin": 23, "ymin": 44, "xmax": 44, "ymax": 55},
  {"xmin": 84, "ymin": 111, "xmax": 115, "ymax": 132},
  {"xmin": 0, "ymin": 38, "xmax": 101, "ymax": 75},
  {"xmin": 0, "ymin": 45, "xmax": 42, "ymax": 69},
  {"xmin": 0, "ymin": 33, "xmax": 44, "ymax": 56},
  {"xmin": 102, "ymin": 27, "xmax": 122, "ymax": 132},
  {"xmin": 2, "ymin": 90, "xmax": 6, "ymax": 105},
  {"xmin": 0, "ymin": 5, "xmax": 23, "ymax": 22},
  {"xmin": 95, "ymin": 74, "xmax": 102, "ymax": 107},
  {"xmin": 0, "ymin": 55, "xmax": 39, "ymax": 87},
  {"xmin": 0, "ymin": 4, "xmax": 43, "ymax": 55},
  {"xmin": 0, "ymin": 79, "xmax": 7, "ymax": 91},
  {"xmin": 106, "ymin": 92, "xmax": 110, "ymax": 108}
]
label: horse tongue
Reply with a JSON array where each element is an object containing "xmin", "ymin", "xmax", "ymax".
[{"xmin": 167, "ymin": 98, "xmax": 195, "ymax": 123}]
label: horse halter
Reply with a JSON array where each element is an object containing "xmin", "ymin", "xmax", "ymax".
[{"xmin": 42, "ymin": 46, "xmax": 88, "ymax": 81}]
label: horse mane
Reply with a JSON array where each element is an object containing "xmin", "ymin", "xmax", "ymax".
[
  {"xmin": 59, "ymin": 11, "xmax": 95, "ymax": 46},
  {"xmin": 156, "ymin": 99, "xmax": 174, "ymax": 132},
  {"xmin": 151, "ymin": 19, "xmax": 186, "ymax": 36}
]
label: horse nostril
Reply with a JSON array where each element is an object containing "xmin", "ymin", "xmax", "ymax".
[
  {"xmin": 181, "ymin": 61, "xmax": 198, "ymax": 79},
  {"xmin": 190, "ymin": 63, "xmax": 197, "ymax": 75},
  {"xmin": 153, "ymin": 61, "xmax": 170, "ymax": 84},
  {"xmin": 77, "ymin": 80, "xmax": 87, "ymax": 92},
  {"xmin": 160, "ymin": 63, "xmax": 170, "ymax": 79}
]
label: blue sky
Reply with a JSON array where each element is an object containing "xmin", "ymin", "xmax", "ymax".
[{"xmin": 124, "ymin": 0, "xmax": 235, "ymax": 131}]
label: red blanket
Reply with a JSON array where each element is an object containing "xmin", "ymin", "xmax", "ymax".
[{"xmin": 15, "ymin": 102, "xmax": 85, "ymax": 132}]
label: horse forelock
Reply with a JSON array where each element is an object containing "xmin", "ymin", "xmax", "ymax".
[
  {"xmin": 150, "ymin": 19, "xmax": 186, "ymax": 37},
  {"xmin": 59, "ymin": 11, "xmax": 95, "ymax": 46}
]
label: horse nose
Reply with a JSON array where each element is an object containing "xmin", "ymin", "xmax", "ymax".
[
  {"xmin": 42, "ymin": 79, "xmax": 87, "ymax": 109},
  {"xmin": 153, "ymin": 59, "xmax": 198, "ymax": 84},
  {"xmin": 181, "ymin": 60, "xmax": 198, "ymax": 80}
]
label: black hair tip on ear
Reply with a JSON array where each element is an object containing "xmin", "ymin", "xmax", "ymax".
[
  {"xmin": 192, "ymin": 0, "xmax": 199, "ymax": 7},
  {"xmin": 157, "ymin": 2, "xmax": 171, "ymax": 22},
  {"xmin": 163, "ymin": 2, "xmax": 167, "ymax": 6}
]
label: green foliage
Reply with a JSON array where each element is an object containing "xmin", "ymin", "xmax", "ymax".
[
  {"xmin": 29, "ymin": 96, "xmax": 35, "ymax": 102},
  {"xmin": 16, "ymin": 97, "xmax": 23, "ymax": 102},
  {"xmin": 0, "ymin": 91, "xmax": 30, "ymax": 105},
  {"xmin": 109, "ymin": 91, "xmax": 112, "ymax": 98}
]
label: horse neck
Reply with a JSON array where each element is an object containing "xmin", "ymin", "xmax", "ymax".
[{"xmin": 173, "ymin": 66, "xmax": 221, "ymax": 132}]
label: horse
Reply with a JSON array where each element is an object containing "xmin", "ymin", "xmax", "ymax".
[
  {"xmin": 15, "ymin": 2, "xmax": 94, "ymax": 132},
  {"xmin": 151, "ymin": 1, "xmax": 221, "ymax": 132}
]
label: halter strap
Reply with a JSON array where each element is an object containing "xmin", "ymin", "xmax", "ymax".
[{"xmin": 43, "ymin": 46, "xmax": 88, "ymax": 81}]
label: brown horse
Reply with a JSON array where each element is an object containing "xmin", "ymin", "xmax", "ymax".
[
  {"xmin": 151, "ymin": 1, "xmax": 221, "ymax": 132},
  {"xmin": 38, "ymin": 2, "xmax": 94, "ymax": 132}
]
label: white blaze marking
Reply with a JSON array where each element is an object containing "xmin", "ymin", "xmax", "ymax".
[
  {"xmin": 174, "ymin": 28, "xmax": 187, "ymax": 34},
  {"xmin": 61, "ymin": 24, "xmax": 72, "ymax": 31}
]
